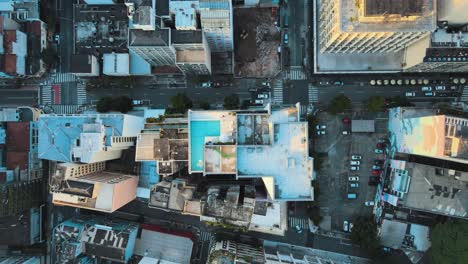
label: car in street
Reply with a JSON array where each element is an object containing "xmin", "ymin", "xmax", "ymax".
[
  {"xmin": 349, "ymin": 222, "xmax": 354, "ymax": 232},
  {"xmin": 295, "ymin": 225, "xmax": 302, "ymax": 234},
  {"xmin": 262, "ymin": 81, "xmax": 271, "ymax": 88},
  {"xmin": 316, "ymin": 125, "xmax": 327, "ymax": 130},
  {"xmin": 348, "ymin": 176, "xmax": 360, "ymax": 181},
  {"xmin": 342, "ymin": 117, "xmax": 351, "ymax": 124},
  {"xmin": 365, "ymin": 201, "xmax": 375, "ymax": 206},
  {"xmin": 371, "ymin": 170, "xmax": 381, "ymax": 175},
  {"xmin": 132, "ymin": 100, "xmax": 143, "ymax": 105},
  {"xmin": 347, "ymin": 193, "xmax": 357, "ymax": 199},
  {"xmin": 349, "ymin": 183, "xmax": 359, "ymax": 188},
  {"xmin": 284, "ymin": 33, "xmax": 289, "ymax": 44},
  {"xmin": 201, "ymin": 82, "xmax": 211, "ymax": 88},
  {"xmin": 248, "ymin": 88, "xmax": 257, "ymax": 93},
  {"xmin": 334, "ymin": 81, "xmax": 344, "ymax": 86},
  {"xmin": 213, "ymin": 82, "xmax": 221, "ymax": 88},
  {"xmin": 343, "ymin": 221, "xmax": 349, "ymax": 232},
  {"xmin": 351, "ymin": 155, "xmax": 362, "ymax": 160},
  {"xmin": 350, "ymin": 166, "xmax": 360, "ymax": 171},
  {"xmin": 342, "ymin": 130, "xmax": 350, "ymax": 135},
  {"xmin": 405, "ymin": 92, "xmax": 416, "ymax": 97},
  {"xmin": 450, "ymin": 85, "xmax": 458, "ymax": 90},
  {"xmin": 258, "ymin": 93, "xmax": 269, "ymax": 99},
  {"xmin": 350, "ymin": 161, "xmax": 361, "ymax": 165},
  {"xmin": 376, "ymin": 143, "xmax": 385, "ymax": 148},
  {"xmin": 435, "ymin": 86, "xmax": 446, "ymax": 91},
  {"xmin": 421, "ymin": 86, "xmax": 432, "ymax": 91},
  {"xmin": 424, "ymin": 92, "xmax": 435, "ymax": 96},
  {"xmin": 317, "ymin": 130, "xmax": 326, "ymax": 135},
  {"xmin": 375, "ymin": 149, "xmax": 384, "ymax": 154},
  {"xmin": 254, "ymin": 99, "xmax": 264, "ymax": 105},
  {"xmin": 372, "ymin": 165, "xmax": 381, "ymax": 170},
  {"xmin": 54, "ymin": 34, "xmax": 60, "ymax": 44}
]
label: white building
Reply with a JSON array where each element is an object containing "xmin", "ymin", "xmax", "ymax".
[
  {"xmin": 103, "ymin": 53, "xmax": 130, "ymax": 76},
  {"xmin": 199, "ymin": 0, "xmax": 233, "ymax": 52},
  {"xmin": 38, "ymin": 114, "xmax": 144, "ymax": 163}
]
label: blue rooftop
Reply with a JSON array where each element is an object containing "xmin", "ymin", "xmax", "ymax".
[{"xmin": 38, "ymin": 114, "xmax": 126, "ymax": 162}]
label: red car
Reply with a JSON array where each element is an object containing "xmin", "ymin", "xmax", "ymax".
[
  {"xmin": 376, "ymin": 143, "xmax": 385, "ymax": 148},
  {"xmin": 342, "ymin": 117, "xmax": 351, "ymax": 124},
  {"xmin": 371, "ymin": 170, "xmax": 381, "ymax": 175}
]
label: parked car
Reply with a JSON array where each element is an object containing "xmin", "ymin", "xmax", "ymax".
[
  {"xmin": 254, "ymin": 99, "xmax": 264, "ymax": 104},
  {"xmin": 425, "ymin": 92, "xmax": 435, "ymax": 96},
  {"xmin": 350, "ymin": 161, "xmax": 361, "ymax": 165},
  {"xmin": 405, "ymin": 92, "xmax": 416, "ymax": 97},
  {"xmin": 316, "ymin": 125, "xmax": 327, "ymax": 130},
  {"xmin": 201, "ymin": 82, "xmax": 212, "ymax": 88},
  {"xmin": 347, "ymin": 193, "xmax": 357, "ymax": 199},
  {"xmin": 372, "ymin": 165, "xmax": 381, "ymax": 170},
  {"xmin": 295, "ymin": 225, "xmax": 302, "ymax": 234},
  {"xmin": 262, "ymin": 81, "xmax": 271, "ymax": 88},
  {"xmin": 54, "ymin": 34, "xmax": 60, "ymax": 44},
  {"xmin": 284, "ymin": 33, "xmax": 289, "ymax": 44},
  {"xmin": 365, "ymin": 201, "xmax": 375, "ymax": 206},
  {"xmin": 213, "ymin": 82, "xmax": 221, "ymax": 88},
  {"xmin": 371, "ymin": 170, "xmax": 381, "ymax": 175},
  {"xmin": 258, "ymin": 93, "xmax": 269, "ymax": 99},
  {"xmin": 342, "ymin": 130, "xmax": 350, "ymax": 135},
  {"xmin": 351, "ymin": 155, "xmax": 362, "ymax": 160},
  {"xmin": 343, "ymin": 221, "xmax": 349, "ymax": 232},
  {"xmin": 350, "ymin": 183, "xmax": 359, "ymax": 188},
  {"xmin": 435, "ymin": 86, "xmax": 446, "ymax": 91},
  {"xmin": 334, "ymin": 81, "xmax": 344, "ymax": 86},
  {"xmin": 450, "ymin": 85, "xmax": 458, "ymax": 90},
  {"xmin": 349, "ymin": 222, "xmax": 354, "ymax": 232},
  {"xmin": 375, "ymin": 149, "xmax": 384, "ymax": 154},
  {"xmin": 132, "ymin": 100, "xmax": 143, "ymax": 105},
  {"xmin": 348, "ymin": 176, "xmax": 360, "ymax": 181},
  {"xmin": 421, "ymin": 86, "xmax": 432, "ymax": 91},
  {"xmin": 342, "ymin": 117, "xmax": 351, "ymax": 124},
  {"xmin": 317, "ymin": 130, "xmax": 326, "ymax": 135},
  {"xmin": 350, "ymin": 166, "xmax": 360, "ymax": 171}
]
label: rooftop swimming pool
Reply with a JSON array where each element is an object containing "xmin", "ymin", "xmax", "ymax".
[{"xmin": 190, "ymin": 120, "xmax": 221, "ymax": 172}]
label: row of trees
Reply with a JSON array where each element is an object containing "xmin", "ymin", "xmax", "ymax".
[
  {"xmin": 164, "ymin": 93, "xmax": 242, "ymax": 114},
  {"xmin": 96, "ymin": 96, "xmax": 133, "ymax": 113},
  {"xmin": 327, "ymin": 94, "xmax": 413, "ymax": 114}
]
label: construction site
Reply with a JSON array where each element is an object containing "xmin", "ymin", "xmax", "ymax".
[{"xmin": 234, "ymin": 7, "xmax": 281, "ymax": 78}]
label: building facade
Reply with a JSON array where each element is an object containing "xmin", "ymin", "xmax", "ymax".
[{"xmin": 199, "ymin": 0, "xmax": 233, "ymax": 52}]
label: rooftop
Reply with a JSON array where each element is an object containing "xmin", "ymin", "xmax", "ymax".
[
  {"xmin": 171, "ymin": 30, "xmax": 203, "ymax": 44},
  {"xmin": 394, "ymin": 161, "xmax": 468, "ymax": 218},
  {"xmin": 129, "ymin": 28, "xmax": 170, "ymax": 46},
  {"xmin": 103, "ymin": 53, "xmax": 130, "ymax": 75},
  {"xmin": 176, "ymin": 49, "xmax": 206, "ymax": 63},
  {"xmin": 438, "ymin": 0, "xmax": 468, "ymax": 25},
  {"xmin": 364, "ymin": 0, "xmax": 424, "ymax": 16},
  {"xmin": 380, "ymin": 219, "xmax": 407, "ymax": 249},
  {"xmin": 70, "ymin": 55, "xmax": 95, "ymax": 73},
  {"xmin": 73, "ymin": 3, "xmax": 129, "ymax": 55},
  {"xmin": 388, "ymin": 107, "xmax": 468, "ymax": 164}
]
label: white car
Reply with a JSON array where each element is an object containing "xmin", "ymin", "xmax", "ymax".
[
  {"xmin": 258, "ymin": 93, "xmax": 269, "ymax": 99},
  {"xmin": 435, "ymin": 86, "xmax": 446, "ymax": 91},
  {"xmin": 348, "ymin": 176, "xmax": 360, "ymax": 181},
  {"xmin": 350, "ymin": 166, "xmax": 360, "ymax": 171},
  {"xmin": 405, "ymin": 92, "xmax": 415, "ymax": 97},
  {"xmin": 425, "ymin": 92, "xmax": 435, "ymax": 96},
  {"xmin": 421, "ymin": 86, "xmax": 432, "ymax": 91},
  {"xmin": 201, "ymin": 82, "xmax": 211, "ymax": 88},
  {"xmin": 365, "ymin": 201, "xmax": 375, "ymax": 206},
  {"xmin": 342, "ymin": 130, "xmax": 350, "ymax": 135},
  {"xmin": 350, "ymin": 161, "xmax": 361, "ymax": 165},
  {"xmin": 343, "ymin": 221, "xmax": 349, "ymax": 232},
  {"xmin": 262, "ymin": 81, "xmax": 271, "ymax": 87},
  {"xmin": 349, "ymin": 222, "xmax": 354, "ymax": 232},
  {"xmin": 317, "ymin": 130, "xmax": 326, "ymax": 135},
  {"xmin": 375, "ymin": 149, "xmax": 384, "ymax": 154},
  {"xmin": 351, "ymin": 155, "xmax": 362, "ymax": 160},
  {"xmin": 350, "ymin": 182, "xmax": 359, "ymax": 188},
  {"xmin": 316, "ymin": 125, "xmax": 327, "ymax": 130},
  {"xmin": 372, "ymin": 165, "xmax": 381, "ymax": 170},
  {"xmin": 254, "ymin": 99, "xmax": 264, "ymax": 104}
]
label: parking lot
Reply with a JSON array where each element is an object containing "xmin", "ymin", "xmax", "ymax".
[{"xmin": 313, "ymin": 111, "xmax": 388, "ymax": 233}]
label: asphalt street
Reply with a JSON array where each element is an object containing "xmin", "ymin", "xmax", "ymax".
[
  {"xmin": 0, "ymin": 88, "xmax": 38, "ymax": 106},
  {"xmin": 57, "ymin": 0, "xmax": 74, "ymax": 72},
  {"xmin": 286, "ymin": 0, "xmax": 307, "ymax": 67}
]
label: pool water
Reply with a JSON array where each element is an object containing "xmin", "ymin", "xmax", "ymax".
[{"xmin": 190, "ymin": 120, "xmax": 221, "ymax": 171}]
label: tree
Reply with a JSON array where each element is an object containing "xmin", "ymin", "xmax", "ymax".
[
  {"xmin": 199, "ymin": 101, "xmax": 211, "ymax": 110},
  {"xmin": 240, "ymin": 100, "xmax": 250, "ymax": 110},
  {"xmin": 366, "ymin": 96, "xmax": 386, "ymax": 112},
  {"xmin": 328, "ymin": 94, "xmax": 351, "ymax": 115},
  {"xmin": 307, "ymin": 206, "xmax": 322, "ymax": 226},
  {"xmin": 170, "ymin": 93, "xmax": 193, "ymax": 114},
  {"xmin": 96, "ymin": 97, "xmax": 113, "ymax": 113},
  {"xmin": 224, "ymin": 94, "xmax": 240, "ymax": 110},
  {"xmin": 429, "ymin": 221, "xmax": 468, "ymax": 264},
  {"xmin": 350, "ymin": 217, "xmax": 380, "ymax": 255},
  {"xmin": 41, "ymin": 47, "xmax": 58, "ymax": 68}
]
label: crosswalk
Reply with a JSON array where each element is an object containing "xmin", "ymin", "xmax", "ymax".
[
  {"xmin": 286, "ymin": 66, "xmax": 307, "ymax": 80},
  {"xmin": 198, "ymin": 230, "xmax": 213, "ymax": 242},
  {"xmin": 308, "ymin": 84, "xmax": 319, "ymax": 103},
  {"xmin": 51, "ymin": 73, "xmax": 78, "ymax": 84},
  {"xmin": 461, "ymin": 86, "xmax": 468, "ymax": 102},
  {"xmin": 272, "ymin": 79, "xmax": 283, "ymax": 104},
  {"xmin": 40, "ymin": 85, "xmax": 52, "ymax": 105},
  {"xmin": 289, "ymin": 216, "xmax": 308, "ymax": 229},
  {"xmin": 77, "ymin": 82, "xmax": 87, "ymax": 104},
  {"xmin": 49, "ymin": 105, "xmax": 82, "ymax": 114}
]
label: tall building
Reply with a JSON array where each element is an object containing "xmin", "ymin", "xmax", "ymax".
[
  {"xmin": 318, "ymin": 0, "xmax": 436, "ymax": 53},
  {"xmin": 0, "ymin": 16, "xmax": 27, "ymax": 77},
  {"xmin": 38, "ymin": 114, "xmax": 143, "ymax": 163},
  {"xmin": 129, "ymin": 28, "xmax": 175, "ymax": 66},
  {"xmin": 199, "ymin": 0, "xmax": 233, "ymax": 52},
  {"xmin": 172, "ymin": 30, "xmax": 212, "ymax": 75},
  {"xmin": 49, "ymin": 162, "xmax": 139, "ymax": 212}
]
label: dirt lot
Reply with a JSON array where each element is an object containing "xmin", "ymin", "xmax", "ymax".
[{"xmin": 234, "ymin": 8, "xmax": 281, "ymax": 78}]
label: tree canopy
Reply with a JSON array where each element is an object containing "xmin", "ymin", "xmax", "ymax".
[
  {"xmin": 224, "ymin": 94, "xmax": 240, "ymax": 110},
  {"xmin": 168, "ymin": 93, "xmax": 193, "ymax": 114},
  {"xmin": 366, "ymin": 96, "xmax": 386, "ymax": 112},
  {"xmin": 328, "ymin": 94, "xmax": 351, "ymax": 115},
  {"xmin": 96, "ymin": 96, "xmax": 133, "ymax": 113},
  {"xmin": 41, "ymin": 47, "xmax": 58, "ymax": 68},
  {"xmin": 350, "ymin": 217, "xmax": 380, "ymax": 254},
  {"xmin": 429, "ymin": 221, "xmax": 468, "ymax": 264}
]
